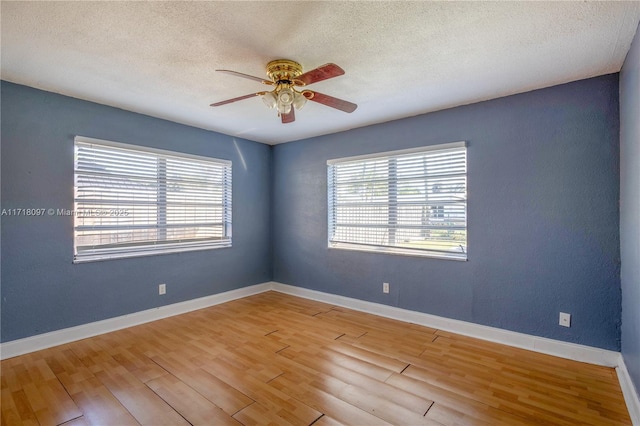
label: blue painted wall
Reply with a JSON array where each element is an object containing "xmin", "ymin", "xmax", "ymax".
[
  {"xmin": 273, "ymin": 75, "xmax": 621, "ymax": 350},
  {"xmin": 620, "ymin": 22, "xmax": 640, "ymax": 393},
  {"xmin": 0, "ymin": 74, "xmax": 624, "ymax": 353},
  {"xmin": 0, "ymin": 81, "xmax": 272, "ymax": 342}
]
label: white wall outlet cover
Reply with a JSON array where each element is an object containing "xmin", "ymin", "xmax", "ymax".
[
  {"xmin": 559, "ymin": 312, "xmax": 571, "ymax": 327},
  {"xmin": 159, "ymin": 284, "xmax": 166, "ymax": 295}
]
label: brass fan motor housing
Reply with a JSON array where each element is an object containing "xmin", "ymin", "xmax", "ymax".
[{"xmin": 266, "ymin": 59, "xmax": 303, "ymax": 84}]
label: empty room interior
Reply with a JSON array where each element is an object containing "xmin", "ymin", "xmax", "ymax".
[{"xmin": 2, "ymin": 2, "xmax": 640, "ymax": 425}]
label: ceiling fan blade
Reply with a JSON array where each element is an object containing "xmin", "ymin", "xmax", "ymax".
[
  {"xmin": 304, "ymin": 91, "xmax": 357, "ymax": 113},
  {"xmin": 210, "ymin": 92, "xmax": 263, "ymax": 107},
  {"xmin": 281, "ymin": 106, "xmax": 295, "ymax": 124},
  {"xmin": 216, "ymin": 69, "xmax": 274, "ymax": 85},
  {"xmin": 296, "ymin": 63, "xmax": 345, "ymax": 86}
]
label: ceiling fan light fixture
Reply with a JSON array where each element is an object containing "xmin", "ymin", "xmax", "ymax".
[
  {"xmin": 293, "ymin": 91, "xmax": 307, "ymax": 110},
  {"xmin": 262, "ymin": 91, "xmax": 277, "ymax": 109},
  {"xmin": 277, "ymin": 103, "xmax": 292, "ymax": 115},
  {"xmin": 278, "ymin": 88, "xmax": 294, "ymax": 106},
  {"xmin": 276, "ymin": 87, "xmax": 295, "ymax": 114},
  {"xmin": 212, "ymin": 60, "xmax": 357, "ymax": 123}
]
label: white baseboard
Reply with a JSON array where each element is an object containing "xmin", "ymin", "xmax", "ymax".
[
  {"xmin": 0, "ymin": 281, "xmax": 274, "ymax": 360},
  {"xmin": 4, "ymin": 280, "xmax": 622, "ymax": 368},
  {"xmin": 617, "ymin": 357, "xmax": 640, "ymax": 425},
  {"xmin": 270, "ymin": 282, "xmax": 621, "ymax": 367}
]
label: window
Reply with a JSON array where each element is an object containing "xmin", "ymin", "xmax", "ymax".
[
  {"xmin": 73, "ymin": 136, "xmax": 231, "ymax": 263},
  {"xmin": 327, "ymin": 142, "xmax": 467, "ymax": 260}
]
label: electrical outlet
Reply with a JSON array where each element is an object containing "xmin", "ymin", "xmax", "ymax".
[
  {"xmin": 383, "ymin": 282, "xmax": 390, "ymax": 294},
  {"xmin": 159, "ymin": 284, "xmax": 166, "ymax": 295},
  {"xmin": 559, "ymin": 312, "xmax": 571, "ymax": 327}
]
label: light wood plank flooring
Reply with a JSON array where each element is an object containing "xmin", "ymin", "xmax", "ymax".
[{"xmin": 1, "ymin": 291, "xmax": 631, "ymax": 425}]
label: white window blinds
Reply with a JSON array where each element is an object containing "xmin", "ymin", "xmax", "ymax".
[
  {"xmin": 327, "ymin": 142, "xmax": 467, "ymax": 260},
  {"xmin": 73, "ymin": 136, "xmax": 232, "ymax": 263}
]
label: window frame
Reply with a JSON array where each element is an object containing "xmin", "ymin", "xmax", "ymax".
[
  {"xmin": 327, "ymin": 141, "xmax": 467, "ymax": 261},
  {"xmin": 73, "ymin": 136, "xmax": 232, "ymax": 263}
]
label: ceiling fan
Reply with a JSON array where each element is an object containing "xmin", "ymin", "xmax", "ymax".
[{"xmin": 210, "ymin": 59, "xmax": 357, "ymax": 124}]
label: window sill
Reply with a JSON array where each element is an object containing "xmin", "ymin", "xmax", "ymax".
[
  {"xmin": 73, "ymin": 243, "xmax": 231, "ymax": 264},
  {"xmin": 328, "ymin": 243, "xmax": 467, "ymax": 261}
]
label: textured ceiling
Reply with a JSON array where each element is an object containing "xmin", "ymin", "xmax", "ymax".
[{"xmin": 2, "ymin": 1, "xmax": 639, "ymax": 144}]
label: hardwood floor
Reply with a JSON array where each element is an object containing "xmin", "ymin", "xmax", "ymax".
[{"xmin": 1, "ymin": 291, "xmax": 631, "ymax": 425}]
